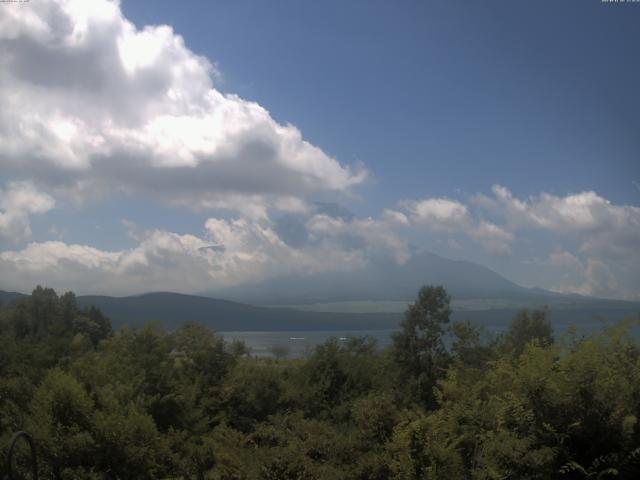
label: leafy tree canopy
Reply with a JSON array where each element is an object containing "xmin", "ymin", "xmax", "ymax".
[{"xmin": 1, "ymin": 286, "xmax": 639, "ymax": 479}]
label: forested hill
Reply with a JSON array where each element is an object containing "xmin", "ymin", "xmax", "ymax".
[
  {"xmin": 0, "ymin": 289, "xmax": 399, "ymax": 331},
  {"xmin": 2, "ymin": 289, "xmax": 639, "ymax": 332},
  {"xmin": 0, "ymin": 289, "xmax": 400, "ymax": 331},
  {"xmin": 76, "ymin": 292, "xmax": 401, "ymax": 331},
  {"xmin": 0, "ymin": 290, "xmax": 26, "ymax": 304}
]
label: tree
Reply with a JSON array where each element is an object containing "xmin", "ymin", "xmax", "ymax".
[
  {"xmin": 450, "ymin": 320, "xmax": 495, "ymax": 373},
  {"xmin": 28, "ymin": 286, "xmax": 60, "ymax": 338},
  {"xmin": 221, "ymin": 360, "xmax": 285, "ymax": 432},
  {"xmin": 270, "ymin": 344, "xmax": 291, "ymax": 361},
  {"xmin": 81, "ymin": 305, "xmax": 112, "ymax": 344},
  {"xmin": 299, "ymin": 336, "xmax": 383, "ymax": 417},
  {"xmin": 498, "ymin": 307, "xmax": 554, "ymax": 356},
  {"xmin": 392, "ymin": 285, "xmax": 452, "ymax": 408},
  {"xmin": 2, "ymin": 285, "xmax": 639, "ymax": 478},
  {"xmin": 28, "ymin": 369, "xmax": 96, "ymax": 478}
]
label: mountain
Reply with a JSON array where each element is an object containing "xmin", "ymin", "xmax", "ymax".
[
  {"xmin": 0, "ymin": 290, "xmax": 27, "ymax": 304},
  {"xmin": 75, "ymin": 292, "xmax": 402, "ymax": 331},
  {"xmin": 207, "ymin": 250, "xmax": 565, "ymax": 305},
  {"xmin": 1, "ymin": 289, "xmax": 401, "ymax": 331},
  {"xmin": 1, "ymin": 288, "xmax": 637, "ymax": 333},
  {"xmin": 0, "ymin": 252, "xmax": 637, "ymax": 333}
]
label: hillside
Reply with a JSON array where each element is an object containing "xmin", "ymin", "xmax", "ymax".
[
  {"xmin": 2, "ymin": 288, "xmax": 638, "ymax": 333},
  {"xmin": 75, "ymin": 292, "xmax": 402, "ymax": 331},
  {"xmin": 0, "ymin": 290, "xmax": 27, "ymax": 304}
]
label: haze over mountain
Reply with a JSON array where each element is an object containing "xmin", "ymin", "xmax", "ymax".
[
  {"xmin": 2, "ymin": 285, "xmax": 637, "ymax": 334},
  {"xmin": 0, "ymin": 289, "xmax": 399, "ymax": 331},
  {"xmin": 208, "ymin": 250, "xmax": 573, "ymax": 307},
  {"xmin": 75, "ymin": 293, "xmax": 404, "ymax": 331}
]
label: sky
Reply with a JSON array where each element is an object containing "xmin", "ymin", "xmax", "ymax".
[{"xmin": 0, "ymin": 0, "xmax": 638, "ymax": 299}]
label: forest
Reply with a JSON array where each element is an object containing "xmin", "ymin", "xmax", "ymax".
[{"xmin": 1, "ymin": 286, "xmax": 639, "ymax": 479}]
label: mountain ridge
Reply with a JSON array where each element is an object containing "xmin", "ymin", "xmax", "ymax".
[
  {"xmin": 1, "ymin": 287, "xmax": 638, "ymax": 333},
  {"xmin": 205, "ymin": 250, "xmax": 583, "ymax": 305},
  {"xmin": 1, "ymin": 249, "xmax": 636, "ymax": 332}
]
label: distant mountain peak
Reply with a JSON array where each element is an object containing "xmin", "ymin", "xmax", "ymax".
[{"xmin": 205, "ymin": 250, "xmax": 552, "ymax": 305}]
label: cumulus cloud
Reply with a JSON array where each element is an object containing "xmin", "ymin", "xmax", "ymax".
[
  {"xmin": 395, "ymin": 196, "xmax": 514, "ymax": 255},
  {"xmin": 399, "ymin": 198, "xmax": 470, "ymax": 231},
  {"xmin": 481, "ymin": 185, "xmax": 640, "ymax": 244},
  {"xmin": 0, "ymin": 208, "xmax": 410, "ymax": 295},
  {"xmin": 0, "ymin": 233, "xmax": 211, "ymax": 295},
  {"xmin": 392, "ymin": 187, "xmax": 639, "ymax": 296},
  {"xmin": 305, "ymin": 214, "xmax": 411, "ymax": 265},
  {"xmin": 472, "ymin": 185, "xmax": 640, "ymax": 298},
  {"xmin": 477, "ymin": 184, "xmax": 640, "ymax": 263},
  {"xmin": 0, "ymin": 0, "xmax": 365, "ymax": 214},
  {"xmin": 382, "ymin": 209, "xmax": 410, "ymax": 226},
  {"xmin": 549, "ymin": 258, "xmax": 620, "ymax": 299},
  {"xmin": 0, "ymin": 228, "xmax": 290, "ymax": 295},
  {"xmin": 467, "ymin": 221, "xmax": 514, "ymax": 256},
  {"xmin": 0, "ymin": 182, "xmax": 55, "ymax": 243},
  {"xmin": 546, "ymin": 250, "xmax": 582, "ymax": 269},
  {"xmin": 0, "ymin": 185, "xmax": 637, "ymax": 298}
]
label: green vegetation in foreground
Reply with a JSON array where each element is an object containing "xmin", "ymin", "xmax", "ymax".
[{"xmin": 1, "ymin": 285, "xmax": 639, "ymax": 479}]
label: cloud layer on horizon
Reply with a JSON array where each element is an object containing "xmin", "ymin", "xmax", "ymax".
[
  {"xmin": 0, "ymin": 208, "xmax": 408, "ymax": 295},
  {"xmin": 0, "ymin": 185, "xmax": 638, "ymax": 300}
]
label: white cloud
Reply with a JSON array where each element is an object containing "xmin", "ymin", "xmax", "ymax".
[
  {"xmin": 0, "ymin": 210, "xmax": 410, "ymax": 295},
  {"xmin": 467, "ymin": 221, "xmax": 514, "ymax": 256},
  {"xmin": 546, "ymin": 250, "xmax": 581, "ymax": 269},
  {"xmin": 480, "ymin": 185, "xmax": 640, "ymax": 299},
  {"xmin": 0, "ymin": 0, "xmax": 366, "ymax": 215},
  {"xmin": 0, "ymin": 182, "xmax": 55, "ymax": 243},
  {"xmin": 305, "ymin": 214, "xmax": 411, "ymax": 265},
  {"xmin": 479, "ymin": 184, "xmax": 640, "ymax": 274},
  {"xmin": 203, "ymin": 217, "xmax": 306, "ymax": 284},
  {"xmin": 0, "ymin": 187, "xmax": 637, "ymax": 299},
  {"xmin": 382, "ymin": 208, "xmax": 410, "ymax": 226},
  {"xmin": 0, "ymin": 233, "xmax": 211, "ymax": 295},
  {"xmin": 399, "ymin": 198, "xmax": 470, "ymax": 231},
  {"xmin": 121, "ymin": 219, "xmax": 139, "ymax": 241},
  {"xmin": 582, "ymin": 259, "xmax": 620, "ymax": 297},
  {"xmin": 486, "ymin": 185, "xmax": 640, "ymax": 240},
  {"xmin": 395, "ymin": 187, "xmax": 640, "ymax": 297},
  {"xmin": 396, "ymin": 196, "xmax": 515, "ymax": 255},
  {"xmin": 550, "ymin": 258, "xmax": 620, "ymax": 299}
]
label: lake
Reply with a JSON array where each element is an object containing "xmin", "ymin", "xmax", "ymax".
[
  {"xmin": 220, "ymin": 329, "xmax": 396, "ymax": 358},
  {"xmin": 220, "ymin": 317, "xmax": 636, "ymax": 358}
]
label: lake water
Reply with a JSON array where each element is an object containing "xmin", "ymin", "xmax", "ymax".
[
  {"xmin": 220, "ymin": 329, "xmax": 396, "ymax": 357},
  {"xmin": 221, "ymin": 317, "xmax": 637, "ymax": 358}
]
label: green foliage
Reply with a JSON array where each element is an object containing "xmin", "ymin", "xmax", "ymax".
[
  {"xmin": 392, "ymin": 285, "xmax": 452, "ymax": 408},
  {"xmin": 298, "ymin": 336, "xmax": 388, "ymax": 419},
  {"xmin": 270, "ymin": 344, "xmax": 290, "ymax": 361},
  {"xmin": 497, "ymin": 306, "xmax": 554, "ymax": 356},
  {"xmin": 221, "ymin": 360, "xmax": 286, "ymax": 431},
  {"xmin": 388, "ymin": 412, "xmax": 466, "ymax": 479},
  {"xmin": 28, "ymin": 369, "xmax": 96, "ymax": 478},
  {"xmin": 1, "ymin": 285, "xmax": 639, "ymax": 479},
  {"xmin": 450, "ymin": 320, "xmax": 495, "ymax": 372}
]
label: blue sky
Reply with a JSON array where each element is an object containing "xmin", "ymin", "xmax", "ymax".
[
  {"xmin": 122, "ymin": 0, "xmax": 639, "ymax": 208},
  {"xmin": 0, "ymin": 0, "xmax": 638, "ymax": 299}
]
